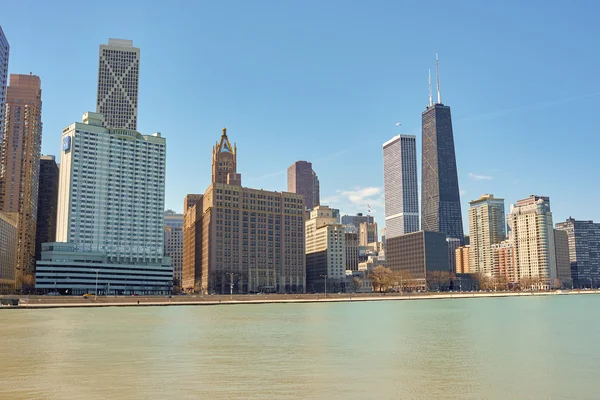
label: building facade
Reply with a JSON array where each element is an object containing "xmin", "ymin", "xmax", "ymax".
[
  {"xmin": 553, "ymin": 229, "xmax": 572, "ymax": 288},
  {"xmin": 341, "ymin": 213, "xmax": 374, "ymax": 231},
  {"xmin": 383, "ymin": 134, "xmax": 419, "ymax": 239},
  {"xmin": 0, "ymin": 74, "xmax": 42, "ymax": 287},
  {"xmin": 492, "ymin": 241, "xmax": 514, "ymax": 283},
  {"xmin": 455, "ymin": 245, "xmax": 470, "ymax": 274},
  {"xmin": 468, "ymin": 194, "xmax": 506, "ymax": 276},
  {"xmin": 421, "ymin": 101, "xmax": 464, "ymax": 242},
  {"xmin": 164, "ymin": 211, "xmax": 184, "ymax": 284},
  {"xmin": 0, "ymin": 212, "xmax": 18, "ymax": 292},
  {"xmin": 359, "ymin": 222, "xmax": 378, "ymax": 246},
  {"xmin": 305, "ymin": 205, "xmax": 346, "ymax": 292},
  {"xmin": 0, "ymin": 26, "xmax": 8, "ymax": 141},
  {"xmin": 386, "ymin": 231, "xmax": 450, "ymax": 288},
  {"xmin": 96, "ymin": 39, "xmax": 140, "ymax": 130},
  {"xmin": 287, "ymin": 160, "xmax": 320, "ymax": 211},
  {"xmin": 345, "ymin": 232, "xmax": 360, "ymax": 271},
  {"xmin": 183, "ymin": 129, "xmax": 306, "ymax": 294},
  {"xmin": 35, "ymin": 112, "xmax": 171, "ymax": 294},
  {"xmin": 555, "ymin": 218, "xmax": 600, "ymax": 288},
  {"xmin": 447, "ymin": 237, "xmax": 461, "ymax": 274},
  {"xmin": 35, "ymin": 155, "xmax": 59, "ymax": 261},
  {"xmin": 507, "ymin": 195, "xmax": 557, "ymax": 288}
]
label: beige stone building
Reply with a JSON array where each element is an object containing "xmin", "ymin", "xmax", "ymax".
[
  {"xmin": 0, "ymin": 74, "xmax": 42, "ymax": 287},
  {"xmin": 468, "ymin": 194, "xmax": 506, "ymax": 277},
  {"xmin": 455, "ymin": 245, "xmax": 470, "ymax": 274},
  {"xmin": 359, "ymin": 222, "xmax": 378, "ymax": 246},
  {"xmin": 305, "ymin": 206, "xmax": 346, "ymax": 292},
  {"xmin": 0, "ymin": 212, "xmax": 18, "ymax": 292},
  {"xmin": 183, "ymin": 129, "xmax": 305, "ymax": 294}
]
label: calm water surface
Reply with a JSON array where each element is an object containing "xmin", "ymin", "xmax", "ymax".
[{"xmin": 1, "ymin": 295, "xmax": 599, "ymax": 400}]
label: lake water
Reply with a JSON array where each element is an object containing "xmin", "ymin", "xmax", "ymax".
[{"xmin": 1, "ymin": 295, "xmax": 599, "ymax": 399}]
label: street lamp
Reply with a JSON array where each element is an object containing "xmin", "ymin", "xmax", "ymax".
[
  {"xmin": 320, "ymin": 274, "xmax": 328, "ymax": 297},
  {"xmin": 226, "ymin": 272, "xmax": 235, "ymax": 299},
  {"xmin": 93, "ymin": 269, "xmax": 99, "ymax": 300}
]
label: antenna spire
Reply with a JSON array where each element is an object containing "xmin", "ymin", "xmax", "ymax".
[
  {"xmin": 428, "ymin": 69, "xmax": 433, "ymax": 107},
  {"xmin": 436, "ymin": 53, "xmax": 441, "ymax": 104}
]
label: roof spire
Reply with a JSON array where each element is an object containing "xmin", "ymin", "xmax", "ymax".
[
  {"xmin": 436, "ymin": 53, "xmax": 441, "ymax": 104},
  {"xmin": 222, "ymin": 127, "xmax": 227, "ymax": 136},
  {"xmin": 428, "ymin": 69, "xmax": 433, "ymax": 107}
]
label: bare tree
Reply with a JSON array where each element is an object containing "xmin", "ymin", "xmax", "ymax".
[
  {"xmin": 351, "ymin": 277, "xmax": 362, "ymax": 293},
  {"xmin": 370, "ymin": 266, "xmax": 393, "ymax": 293}
]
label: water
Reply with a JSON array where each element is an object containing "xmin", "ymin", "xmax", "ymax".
[{"xmin": 1, "ymin": 295, "xmax": 599, "ymax": 400}]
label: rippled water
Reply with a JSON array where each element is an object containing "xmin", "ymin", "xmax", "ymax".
[{"xmin": 1, "ymin": 295, "xmax": 599, "ymax": 399}]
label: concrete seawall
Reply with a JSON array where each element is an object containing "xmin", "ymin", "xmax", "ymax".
[{"xmin": 1, "ymin": 290, "xmax": 599, "ymax": 310}]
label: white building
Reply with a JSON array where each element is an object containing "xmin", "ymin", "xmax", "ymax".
[
  {"xmin": 507, "ymin": 195, "xmax": 557, "ymax": 288},
  {"xmin": 97, "ymin": 39, "xmax": 140, "ymax": 130},
  {"xmin": 164, "ymin": 210, "xmax": 183, "ymax": 283},
  {"xmin": 468, "ymin": 194, "xmax": 506, "ymax": 276},
  {"xmin": 306, "ymin": 206, "xmax": 346, "ymax": 292},
  {"xmin": 0, "ymin": 26, "xmax": 8, "ymax": 140},
  {"xmin": 35, "ymin": 112, "xmax": 171, "ymax": 295},
  {"xmin": 383, "ymin": 135, "xmax": 419, "ymax": 239}
]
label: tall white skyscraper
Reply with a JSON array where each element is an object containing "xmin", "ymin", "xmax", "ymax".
[
  {"xmin": 36, "ymin": 112, "xmax": 171, "ymax": 295},
  {"xmin": 468, "ymin": 194, "xmax": 506, "ymax": 276},
  {"xmin": 0, "ymin": 26, "xmax": 9, "ymax": 141},
  {"xmin": 96, "ymin": 39, "xmax": 140, "ymax": 130},
  {"xmin": 383, "ymin": 135, "xmax": 419, "ymax": 239}
]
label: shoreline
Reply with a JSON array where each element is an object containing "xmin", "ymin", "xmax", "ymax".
[{"xmin": 2, "ymin": 290, "xmax": 599, "ymax": 309}]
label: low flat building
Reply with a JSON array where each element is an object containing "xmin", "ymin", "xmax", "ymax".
[{"xmin": 386, "ymin": 231, "xmax": 450, "ymax": 289}]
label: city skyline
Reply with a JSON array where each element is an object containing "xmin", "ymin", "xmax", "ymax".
[{"xmin": 2, "ymin": 1, "xmax": 600, "ymax": 234}]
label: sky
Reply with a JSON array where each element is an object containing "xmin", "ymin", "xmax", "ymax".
[{"xmin": 3, "ymin": 0, "xmax": 600, "ymax": 234}]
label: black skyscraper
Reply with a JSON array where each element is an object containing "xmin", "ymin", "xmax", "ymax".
[
  {"xmin": 35, "ymin": 155, "xmax": 59, "ymax": 261},
  {"xmin": 421, "ymin": 57, "xmax": 464, "ymax": 242}
]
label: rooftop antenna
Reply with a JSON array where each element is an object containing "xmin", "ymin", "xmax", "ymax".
[
  {"xmin": 428, "ymin": 69, "xmax": 433, "ymax": 107},
  {"xmin": 436, "ymin": 52, "xmax": 441, "ymax": 104}
]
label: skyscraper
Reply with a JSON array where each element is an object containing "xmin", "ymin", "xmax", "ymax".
[
  {"xmin": 0, "ymin": 74, "xmax": 42, "ymax": 287},
  {"xmin": 183, "ymin": 128, "xmax": 306, "ymax": 294},
  {"xmin": 468, "ymin": 194, "xmax": 506, "ymax": 276},
  {"xmin": 35, "ymin": 112, "xmax": 171, "ymax": 294},
  {"xmin": 35, "ymin": 155, "xmax": 59, "ymax": 261},
  {"xmin": 421, "ymin": 56, "xmax": 464, "ymax": 242},
  {"xmin": 507, "ymin": 195, "xmax": 557, "ymax": 288},
  {"xmin": 0, "ymin": 26, "xmax": 9, "ymax": 142},
  {"xmin": 164, "ymin": 210, "xmax": 183, "ymax": 284},
  {"xmin": 341, "ymin": 213, "xmax": 374, "ymax": 231},
  {"xmin": 287, "ymin": 160, "xmax": 320, "ymax": 211},
  {"xmin": 555, "ymin": 218, "xmax": 600, "ymax": 288},
  {"xmin": 359, "ymin": 222, "xmax": 378, "ymax": 246},
  {"xmin": 383, "ymin": 134, "xmax": 419, "ymax": 238},
  {"xmin": 96, "ymin": 39, "xmax": 140, "ymax": 130}
]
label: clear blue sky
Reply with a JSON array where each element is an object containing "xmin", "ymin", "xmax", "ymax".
[{"xmin": 3, "ymin": 0, "xmax": 599, "ymax": 233}]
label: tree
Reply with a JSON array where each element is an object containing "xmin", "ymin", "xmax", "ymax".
[
  {"xmin": 438, "ymin": 271, "xmax": 453, "ymax": 291},
  {"xmin": 18, "ymin": 274, "xmax": 36, "ymax": 295},
  {"xmin": 394, "ymin": 270, "xmax": 414, "ymax": 292},
  {"xmin": 370, "ymin": 266, "xmax": 394, "ymax": 293},
  {"xmin": 351, "ymin": 277, "xmax": 362, "ymax": 293}
]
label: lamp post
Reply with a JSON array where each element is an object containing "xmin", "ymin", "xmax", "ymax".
[
  {"xmin": 590, "ymin": 277, "xmax": 594, "ymax": 290},
  {"xmin": 227, "ymin": 272, "xmax": 234, "ymax": 299},
  {"xmin": 93, "ymin": 269, "xmax": 99, "ymax": 300},
  {"xmin": 320, "ymin": 274, "xmax": 328, "ymax": 297}
]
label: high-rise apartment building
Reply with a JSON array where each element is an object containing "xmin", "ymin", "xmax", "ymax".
[
  {"xmin": 0, "ymin": 212, "xmax": 18, "ymax": 291},
  {"xmin": 507, "ymin": 195, "xmax": 557, "ymax": 287},
  {"xmin": 447, "ymin": 237, "xmax": 461, "ymax": 274},
  {"xmin": 96, "ymin": 39, "xmax": 140, "ymax": 130},
  {"xmin": 0, "ymin": 26, "xmax": 9, "ymax": 142},
  {"xmin": 0, "ymin": 74, "xmax": 42, "ymax": 286},
  {"xmin": 35, "ymin": 155, "xmax": 59, "ymax": 261},
  {"xmin": 468, "ymin": 194, "xmax": 506, "ymax": 276},
  {"xmin": 183, "ymin": 129, "xmax": 305, "ymax": 294},
  {"xmin": 359, "ymin": 222, "xmax": 378, "ymax": 246},
  {"xmin": 35, "ymin": 112, "xmax": 171, "ymax": 294},
  {"xmin": 455, "ymin": 245, "xmax": 470, "ymax": 274},
  {"xmin": 305, "ymin": 205, "xmax": 346, "ymax": 292},
  {"xmin": 383, "ymin": 134, "xmax": 419, "ymax": 239},
  {"xmin": 555, "ymin": 218, "xmax": 600, "ymax": 288},
  {"xmin": 553, "ymin": 229, "xmax": 572, "ymax": 288},
  {"xmin": 421, "ymin": 57, "xmax": 464, "ymax": 242},
  {"xmin": 492, "ymin": 241, "xmax": 514, "ymax": 283},
  {"xmin": 164, "ymin": 211, "xmax": 184, "ymax": 284},
  {"xmin": 287, "ymin": 160, "xmax": 320, "ymax": 211}
]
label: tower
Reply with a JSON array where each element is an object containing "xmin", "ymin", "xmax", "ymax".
[
  {"xmin": 212, "ymin": 127, "xmax": 240, "ymax": 186},
  {"xmin": 468, "ymin": 194, "xmax": 506, "ymax": 276},
  {"xmin": 96, "ymin": 39, "xmax": 140, "ymax": 130},
  {"xmin": 421, "ymin": 54, "xmax": 464, "ymax": 242},
  {"xmin": 0, "ymin": 74, "xmax": 42, "ymax": 287},
  {"xmin": 0, "ymin": 26, "xmax": 9, "ymax": 142},
  {"xmin": 383, "ymin": 135, "xmax": 419, "ymax": 239},
  {"xmin": 287, "ymin": 161, "xmax": 320, "ymax": 211}
]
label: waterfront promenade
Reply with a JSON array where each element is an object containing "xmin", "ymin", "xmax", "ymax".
[{"xmin": 1, "ymin": 290, "xmax": 599, "ymax": 309}]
